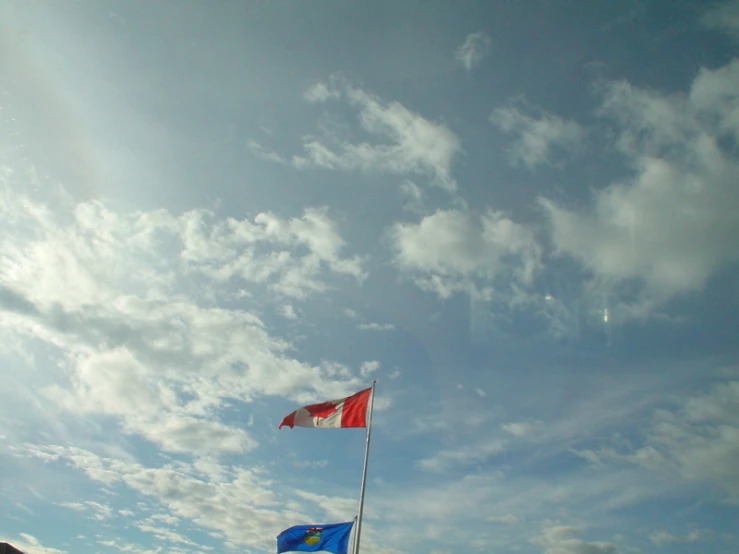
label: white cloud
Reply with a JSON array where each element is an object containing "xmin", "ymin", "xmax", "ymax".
[
  {"xmin": 26, "ymin": 445, "xmax": 301, "ymax": 550},
  {"xmin": 294, "ymin": 490, "xmax": 359, "ymax": 523},
  {"xmin": 487, "ymin": 514, "xmax": 519, "ymax": 525},
  {"xmin": 491, "ymin": 99, "xmax": 586, "ymax": 168},
  {"xmin": 475, "ymin": 387, "xmax": 487, "ymax": 398},
  {"xmin": 59, "ymin": 500, "xmax": 112, "ymax": 521},
  {"xmin": 648, "ymin": 529, "xmax": 703, "ymax": 546},
  {"xmin": 690, "ymin": 59, "xmax": 739, "ymax": 143},
  {"xmin": 372, "ymin": 469, "xmax": 653, "ymax": 552},
  {"xmin": 0, "ymin": 533, "xmax": 67, "ymax": 554},
  {"xmin": 95, "ymin": 538, "xmax": 163, "ymax": 554},
  {"xmin": 392, "ymin": 208, "xmax": 540, "ymax": 299},
  {"xmin": 360, "ymin": 361, "xmax": 380, "ymax": 377},
  {"xmin": 150, "ymin": 513, "xmax": 180, "ymax": 526},
  {"xmin": 417, "ymin": 437, "xmax": 506, "ymax": 472},
  {"xmin": 703, "ymin": 0, "xmax": 739, "ymax": 40},
  {"xmin": 135, "ymin": 523, "xmax": 199, "ymax": 547},
  {"xmin": 413, "ymin": 373, "xmax": 675, "ymax": 480},
  {"xmin": 280, "ymin": 304, "xmax": 298, "ymax": 320},
  {"xmin": 137, "ymin": 413, "xmax": 255, "ymax": 455},
  {"xmin": 579, "ymin": 379, "xmax": 739, "ymax": 501},
  {"xmin": 0, "ymin": 179, "xmax": 369, "ymax": 456},
  {"xmin": 595, "ymin": 80, "xmax": 691, "ymax": 156},
  {"xmin": 357, "ymin": 323, "xmax": 395, "ymax": 332},
  {"xmin": 43, "ymin": 346, "xmax": 256, "ymax": 456},
  {"xmin": 1, "ymin": 186, "xmax": 364, "ymax": 307},
  {"xmin": 292, "ymin": 459, "xmax": 329, "ymax": 469},
  {"xmin": 531, "ymin": 522, "xmax": 619, "ymax": 554},
  {"xmin": 246, "ymin": 139, "xmax": 288, "ymax": 164},
  {"xmin": 642, "ymin": 382, "xmax": 739, "ymax": 498},
  {"xmin": 303, "ymin": 81, "xmax": 342, "ymax": 103},
  {"xmin": 455, "ymin": 32, "xmax": 492, "ymax": 72},
  {"xmin": 211, "ymin": 206, "xmax": 367, "ymax": 297},
  {"xmin": 542, "ymin": 59, "xmax": 739, "ymax": 311},
  {"xmin": 293, "ymin": 79, "xmax": 461, "ymax": 191},
  {"xmin": 541, "ymin": 149, "xmax": 736, "ymax": 297},
  {"xmin": 399, "ymin": 180, "xmax": 425, "ymax": 213},
  {"xmin": 501, "ymin": 421, "xmax": 536, "ymax": 437}
]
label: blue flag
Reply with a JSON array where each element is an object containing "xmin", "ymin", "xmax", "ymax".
[{"xmin": 277, "ymin": 521, "xmax": 354, "ymax": 554}]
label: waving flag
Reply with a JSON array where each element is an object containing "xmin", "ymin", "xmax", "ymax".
[
  {"xmin": 277, "ymin": 521, "xmax": 354, "ymax": 554},
  {"xmin": 279, "ymin": 387, "xmax": 371, "ymax": 429}
]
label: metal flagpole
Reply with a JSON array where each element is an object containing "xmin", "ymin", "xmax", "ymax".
[
  {"xmin": 353, "ymin": 380, "xmax": 376, "ymax": 554},
  {"xmin": 349, "ymin": 515, "xmax": 359, "ymax": 554}
]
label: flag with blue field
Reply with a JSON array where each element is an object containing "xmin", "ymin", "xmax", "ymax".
[{"xmin": 277, "ymin": 521, "xmax": 354, "ymax": 554}]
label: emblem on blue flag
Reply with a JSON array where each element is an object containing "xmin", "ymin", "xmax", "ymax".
[{"xmin": 277, "ymin": 521, "xmax": 354, "ymax": 554}]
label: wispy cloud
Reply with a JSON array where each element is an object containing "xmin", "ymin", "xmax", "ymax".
[
  {"xmin": 135, "ymin": 523, "xmax": 200, "ymax": 547},
  {"xmin": 246, "ymin": 139, "xmax": 288, "ymax": 164},
  {"xmin": 96, "ymin": 538, "xmax": 165, "ymax": 554},
  {"xmin": 491, "ymin": 98, "xmax": 586, "ymax": 169},
  {"xmin": 392, "ymin": 208, "xmax": 541, "ymax": 299},
  {"xmin": 501, "ymin": 421, "xmax": 536, "ymax": 437},
  {"xmin": 0, "ymin": 533, "xmax": 67, "ymax": 554},
  {"xmin": 399, "ymin": 180, "xmax": 425, "ymax": 213},
  {"xmin": 702, "ymin": 0, "xmax": 739, "ymax": 40},
  {"xmin": 530, "ymin": 522, "xmax": 619, "ymax": 554},
  {"xmin": 417, "ymin": 438, "xmax": 506, "ymax": 472},
  {"xmin": 24, "ymin": 445, "xmax": 298, "ymax": 550},
  {"xmin": 578, "ymin": 378, "xmax": 739, "ymax": 501},
  {"xmin": 193, "ymin": 206, "xmax": 367, "ymax": 297},
  {"xmin": 149, "ymin": 513, "xmax": 180, "ymax": 526},
  {"xmin": 360, "ymin": 361, "xmax": 380, "ymax": 376},
  {"xmin": 487, "ymin": 514, "xmax": 519, "ymax": 525},
  {"xmin": 413, "ymin": 371, "xmax": 681, "ymax": 479},
  {"xmin": 541, "ymin": 60, "xmax": 739, "ymax": 313},
  {"xmin": 280, "ymin": 304, "xmax": 298, "ymax": 320},
  {"xmin": 59, "ymin": 500, "xmax": 112, "ymax": 521},
  {"xmin": 455, "ymin": 32, "xmax": 492, "ymax": 72},
  {"xmin": 292, "ymin": 459, "xmax": 329, "ymax": 469},
  {"xmin": 303, "ymin": 81, "xmax": 342, "ymax": 103},
  {"xmin": 294, "ymin": 490, "xmax": 359, "ymax": 523},
  {"xmin": 357, "ymin": 322, "xmax": 395, "ymax": 332},
  {"xmin": 649, "ymin": 529, "xmax": 704, "ymax": 546},
  {"xmin": 371, "ymin": 468, "xmax": 651, "ymax": 552},
  {"xmin": 0, "ymin": 182, "xmax": 370, "ymax": 456},
  {"xmin": 291, "ymin": 77, "xmax": 461, "ymax": 191}
]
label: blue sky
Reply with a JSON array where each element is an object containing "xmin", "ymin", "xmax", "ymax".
[{"xmin": 1, "ymin": 1, "xmax": 739, "ymax": 553}]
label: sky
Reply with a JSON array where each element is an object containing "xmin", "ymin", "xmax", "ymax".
[{"xmin": 1, "ymin": 0, "xmax": 739, "ymax": 553}]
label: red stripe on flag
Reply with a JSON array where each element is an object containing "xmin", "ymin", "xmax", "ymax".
[
  {"xmin": 340, "ymin": 387, "xmax": 372, "ymax": 427},
  {"xmin": 278, "ymin": 410, "xmax": 296, "ymax": 429}
]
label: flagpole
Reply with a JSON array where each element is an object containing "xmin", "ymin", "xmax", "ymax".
[
  {"xmin": 349, "ymin": 515, "xmax": 359, "ymax": 554},
  {"xmin": 353, "ymin": 380, "xmax": 376, "ymax": 554}
]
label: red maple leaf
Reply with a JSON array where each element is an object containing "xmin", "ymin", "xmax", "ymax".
[
  {"xmin": 278, "ymin": 398, "xmax": 342, "ymax": 429},
  {"xmin": 303, "ymin": 400, "xmax": 339, "ymax": 419}
]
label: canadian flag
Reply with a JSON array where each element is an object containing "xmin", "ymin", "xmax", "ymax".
[{"xmin": 278, "ymin": 387, "xmax": 372, "ymax": 429}]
